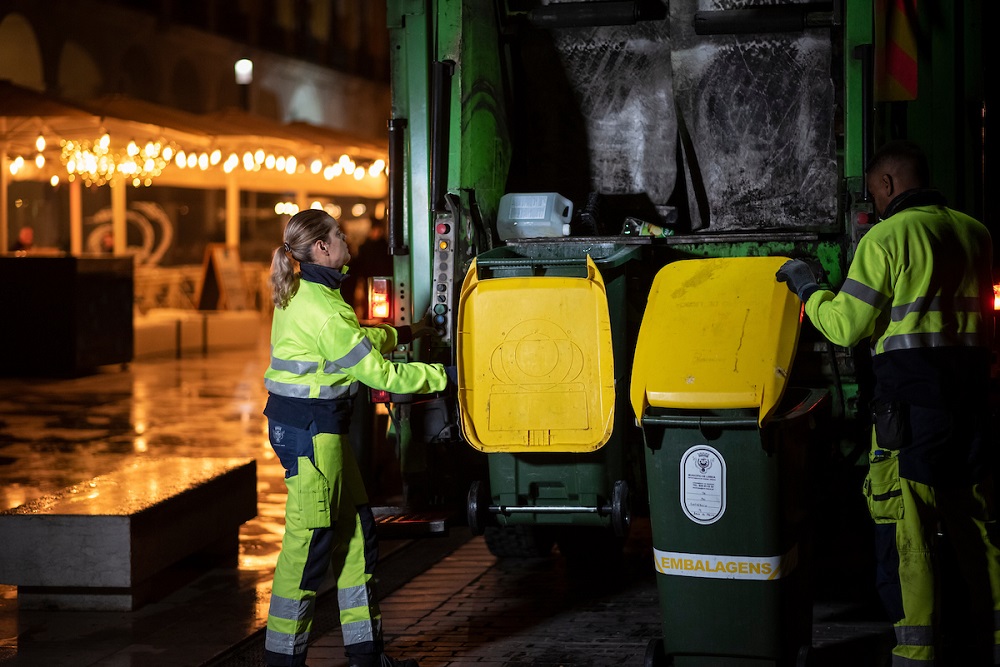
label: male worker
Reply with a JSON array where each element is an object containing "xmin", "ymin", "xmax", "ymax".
[{"xmin": 776, "ymin": 140, "xmax": 999, "ymax": 666}]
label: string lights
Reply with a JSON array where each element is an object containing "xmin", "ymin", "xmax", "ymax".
[
  {"xmin": 59, "ymin": 134, "xmax": 175, "ymax": 187},
  {"xmin": 7, "ymin": 132, "xmax": 388, "ymax": 189}
]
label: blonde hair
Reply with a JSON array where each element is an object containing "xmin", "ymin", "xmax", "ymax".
[{"xmin": 270, "ymin": 209, "xmax": 336, "ymax": 309}]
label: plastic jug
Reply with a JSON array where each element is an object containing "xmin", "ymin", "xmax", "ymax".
[{"xmin": 497, "ymin": 192, "xmax": 574, "ymax": 240}]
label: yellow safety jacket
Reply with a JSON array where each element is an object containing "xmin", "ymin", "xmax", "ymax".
[
  {"xmin": 805, "ymin": 191, "xmax": 994, "ymax": 408},
  {"xmin": 264, "ymin": 264, "xmax": 448, "ymax": 432}
]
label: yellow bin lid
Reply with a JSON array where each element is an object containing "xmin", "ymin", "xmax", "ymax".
[
  {"xmin": 630, "ymin": 256, "xmax": 802, "ymax": 426},
  {"xmin": 455, "ymin": 256, "xmax": 615, "ymax": 453}
]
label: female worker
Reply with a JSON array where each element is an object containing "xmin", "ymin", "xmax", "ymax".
[{"xmin": 263, "ymin": 208, "xmax": 448, "ymax": 667}]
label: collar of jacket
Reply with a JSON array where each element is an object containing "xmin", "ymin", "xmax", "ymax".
[
  {"xmin": 300, "ymin": 262, "xmax": 348, "ymax": 290},
  {"xmin": 882, "ymin": 188, "xmax": 947, "ymax": 220}
]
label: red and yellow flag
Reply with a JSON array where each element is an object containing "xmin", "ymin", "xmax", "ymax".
[{"xmin": 875, "ymin": 0, "xmax": 918, "ymax": 101}]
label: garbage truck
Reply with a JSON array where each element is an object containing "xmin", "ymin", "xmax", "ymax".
[{"xmin": 365, "ymin": 0, "xmax": 994, "ymax": 575}]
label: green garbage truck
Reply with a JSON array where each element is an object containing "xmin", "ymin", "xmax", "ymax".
[{"xmin": 369, "ymin": 0, "xmax": 996, "ymax": 584}]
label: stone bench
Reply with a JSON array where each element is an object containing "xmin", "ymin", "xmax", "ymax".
[{"xmin": 0, "ymin": 456, "xmax": 257, "ymax": 611}]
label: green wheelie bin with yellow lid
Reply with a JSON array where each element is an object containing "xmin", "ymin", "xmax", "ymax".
[
  {"xmin": 632, "ymin": 256, "xmax": 830, "ymax": 667},
  {"xmin": 455, "ymin": 241, "xmax": 644, "ymax": 560}
]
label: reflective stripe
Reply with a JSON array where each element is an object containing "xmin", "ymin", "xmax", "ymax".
[
  {"xmin": 264, "ymin": 377, "xmax": 355, "ymax": 400},
  {"xmin": 338, "ymin": 583, "xmax": 372, "ymax": 611},
  {"xmin": 264, "ymin": 377, "xmax": 312, "ymax": 398},
  {"xmin": 882, "ymin": 331, "xmax": 986, "ymax": 352},
  {"xmin": 894, "ymin": 624, "xmax": 933, "ymax": 647},
  {"xmin": 264, "ymin": 594, "xmax": 314, "ymax": 658},
  {"xmin": 841, "ymin": 278, "xmax": 891, "ymax": 310},
  {"xmin": 343, "ymin": 616, "xmax": 379, "ymax": 646},
  {"xmin": 890, "ymin": 295, "xmax": 983, "ymax": 322},
  {"xmin": 270, "ymin": 355, "xmax": 319, "ymax": 374},
  {"xmin": 324, "ymin": 338, "xmax": 373, "ymax": 374},
  {"xmin": 269, "ymin": 593, "xmax": 314, "ymax": 621},
  {"xmin": 265, "ymin": 627, "xmax": 310, "ymax": 656}
]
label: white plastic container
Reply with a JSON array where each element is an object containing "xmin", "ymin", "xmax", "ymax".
[{"xmin": 497, "ymin": 192, "xmax": 573, "ymax": 240}]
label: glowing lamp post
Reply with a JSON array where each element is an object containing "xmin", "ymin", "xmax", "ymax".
[{"xmin": 234, "ymin": 59, "xmax": 253, "ymax": 111}]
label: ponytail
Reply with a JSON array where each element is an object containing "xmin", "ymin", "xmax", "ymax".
[{"xmin": 269, "ymin": 209, "xmax": 336, "ymax": 309}]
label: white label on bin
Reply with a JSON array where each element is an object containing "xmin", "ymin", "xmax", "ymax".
[
  {"xmin": 651, "ymin": 545, "xmax": 798, "ymax": 580},
  {"xmin": 680, "ymin": 444, "xmax": 726, "ymax": 524}
]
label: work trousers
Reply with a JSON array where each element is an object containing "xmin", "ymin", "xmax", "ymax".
[
  {"xmin": 865, "ymin": 445, "xmax": 1000, "ymax": 666},
  {"xmin": 264, "ymin": 420, "xmax": 382, "ymax": 667}
]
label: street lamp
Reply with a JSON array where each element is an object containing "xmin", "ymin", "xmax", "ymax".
[{"xmin": 234, "ymin": 58, "xmax": 253, "ymax": 111}]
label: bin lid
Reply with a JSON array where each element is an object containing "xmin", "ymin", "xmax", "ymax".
[
  {"xmin": 455, "ymin": 255, "xmax": 615, "ymax": 453},
  {"xmin": 630, "ymin": 256, "xmax": 802, "ymax": 426}
]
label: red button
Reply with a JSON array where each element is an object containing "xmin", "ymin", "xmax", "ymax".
[{"xmin": 436, "ymin": 223, "xmax": 450, "ymax": 234}]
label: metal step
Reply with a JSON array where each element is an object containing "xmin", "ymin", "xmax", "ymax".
[{"xmin": 372, "ymin": 506, "xmax": 453, "ymax": 539}]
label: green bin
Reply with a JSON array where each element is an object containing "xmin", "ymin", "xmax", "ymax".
[
  {"xmin": 456, "ymin": 240, "xmax": 644, "ymax": 557},
  {"xmin": 632, "ymin": 257, "xmax": 829, "ymax": 666}
]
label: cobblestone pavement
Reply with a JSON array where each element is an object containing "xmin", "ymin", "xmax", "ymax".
[
  {"xmin": 305, "ymin": 524, "xmax": 661, "ymax": 667},
  {"xmin": 216, "ymin": 516, "xmax": 896, "ymax": 667}
]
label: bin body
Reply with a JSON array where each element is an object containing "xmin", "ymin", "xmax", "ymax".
[{"xmin": 643, "ymin": 390, "xmax": 827, "ymax": 665}]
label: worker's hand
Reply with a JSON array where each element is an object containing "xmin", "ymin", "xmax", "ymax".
[
  {"xmin": 444, "ymin": 365, "xmax": 459, "ymax": 386},
  {"xmin": 410, "ymin": 311, "xmax": 440, "ymax": 339},
  {"xmin": 776, "ymin": 259, "xmax": 820, "ymax": 302}
]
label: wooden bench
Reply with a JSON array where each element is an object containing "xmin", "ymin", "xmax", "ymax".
[{"xmin": 0, "ymin": 456, "xmax": 257, "ymax": 611}]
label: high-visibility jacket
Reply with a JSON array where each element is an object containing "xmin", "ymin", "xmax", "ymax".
[
  {"xmin": 825, "ymin": 192, "xmax": 1000, "ymax": 666},
  {"xmin": 805, "ymin": 191, "xmax": 994, "ymax": 410},
  {"xmin": 264, "ymin": 264, "xmax": 448, "ymax": 432}
]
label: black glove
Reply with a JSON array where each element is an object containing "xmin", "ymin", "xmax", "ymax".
[
  {"xmin": 444, "ymin": 365, "xmax": 459, "ymax": 386},
  {"xmin": 776, "ymin": 259, "xmax": 820, "ymax": 302}
]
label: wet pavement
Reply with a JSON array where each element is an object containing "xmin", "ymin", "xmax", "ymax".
[
  {"xmin": 0, "ymin": 317, "xmax": 899, "ymax": 667},
  {"xmin": 0, "ymin": 320, "xmax": 285, "ymax": 666}
]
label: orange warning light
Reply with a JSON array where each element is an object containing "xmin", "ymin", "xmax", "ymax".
[{"xmin": 368, "ymin": 277, "xmax": 391, "ymax": 321}]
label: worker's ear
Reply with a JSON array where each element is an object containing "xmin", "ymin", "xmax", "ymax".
[
  {"xmin": 881, "ymin": 172, "xmax": 895, "ymax": 197},
  {"xmin": 867, "ymin": 171, "xmax": 892, "ymax": 199}
]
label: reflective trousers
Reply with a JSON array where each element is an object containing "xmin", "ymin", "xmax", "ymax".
[
  {"xmin": 264, "ymin": 420, "xmax": 382, "ymax": 667},
  {"xmin": 865, "ymin": 444, "xmax": 1000, "ymax": 666}
]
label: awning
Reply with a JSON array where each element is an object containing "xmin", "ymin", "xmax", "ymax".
[{"xmin": 0, "ymin": 80, "xmax": 389, "ymax": 253}]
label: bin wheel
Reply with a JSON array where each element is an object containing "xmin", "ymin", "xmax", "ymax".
[
  {"xmin": 611, "ymin": 479, "xmax": 631, "ymax": 538},
  {"xmin": 466, "ymin": 481, "xmax": 490, "ymax": 536},
  {"xmin": 644, "ymin": 638, "xmax": 668, "ymax": 667}
]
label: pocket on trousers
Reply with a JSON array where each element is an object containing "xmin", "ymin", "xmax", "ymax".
[
  {"xmin": 297, "ymin": 456, "xmax": 332, "ymax": 529},
  {"xmin": 870, "ymin": 399, "xmax": 910, "ymax": 450},
  {"xmin": 864, "ymin": 457, "xmax": 904, "ymax": 524}
]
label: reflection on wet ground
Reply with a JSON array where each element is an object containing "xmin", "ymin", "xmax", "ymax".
[{"xmin": 0, "ymin": 324, "xmax": 289, "ymax": 666}]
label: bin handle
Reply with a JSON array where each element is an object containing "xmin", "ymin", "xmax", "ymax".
[
  {"xmin": 639, "ymin": 415, "xmax": 758, "ymax": 428},
  {"xmin": 640, "ymin": 388, "xmax": 829, "ymax": 429},
  {"xmin": 476, "ymin": 256, "xmax": 588, "ymax": 276}
]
